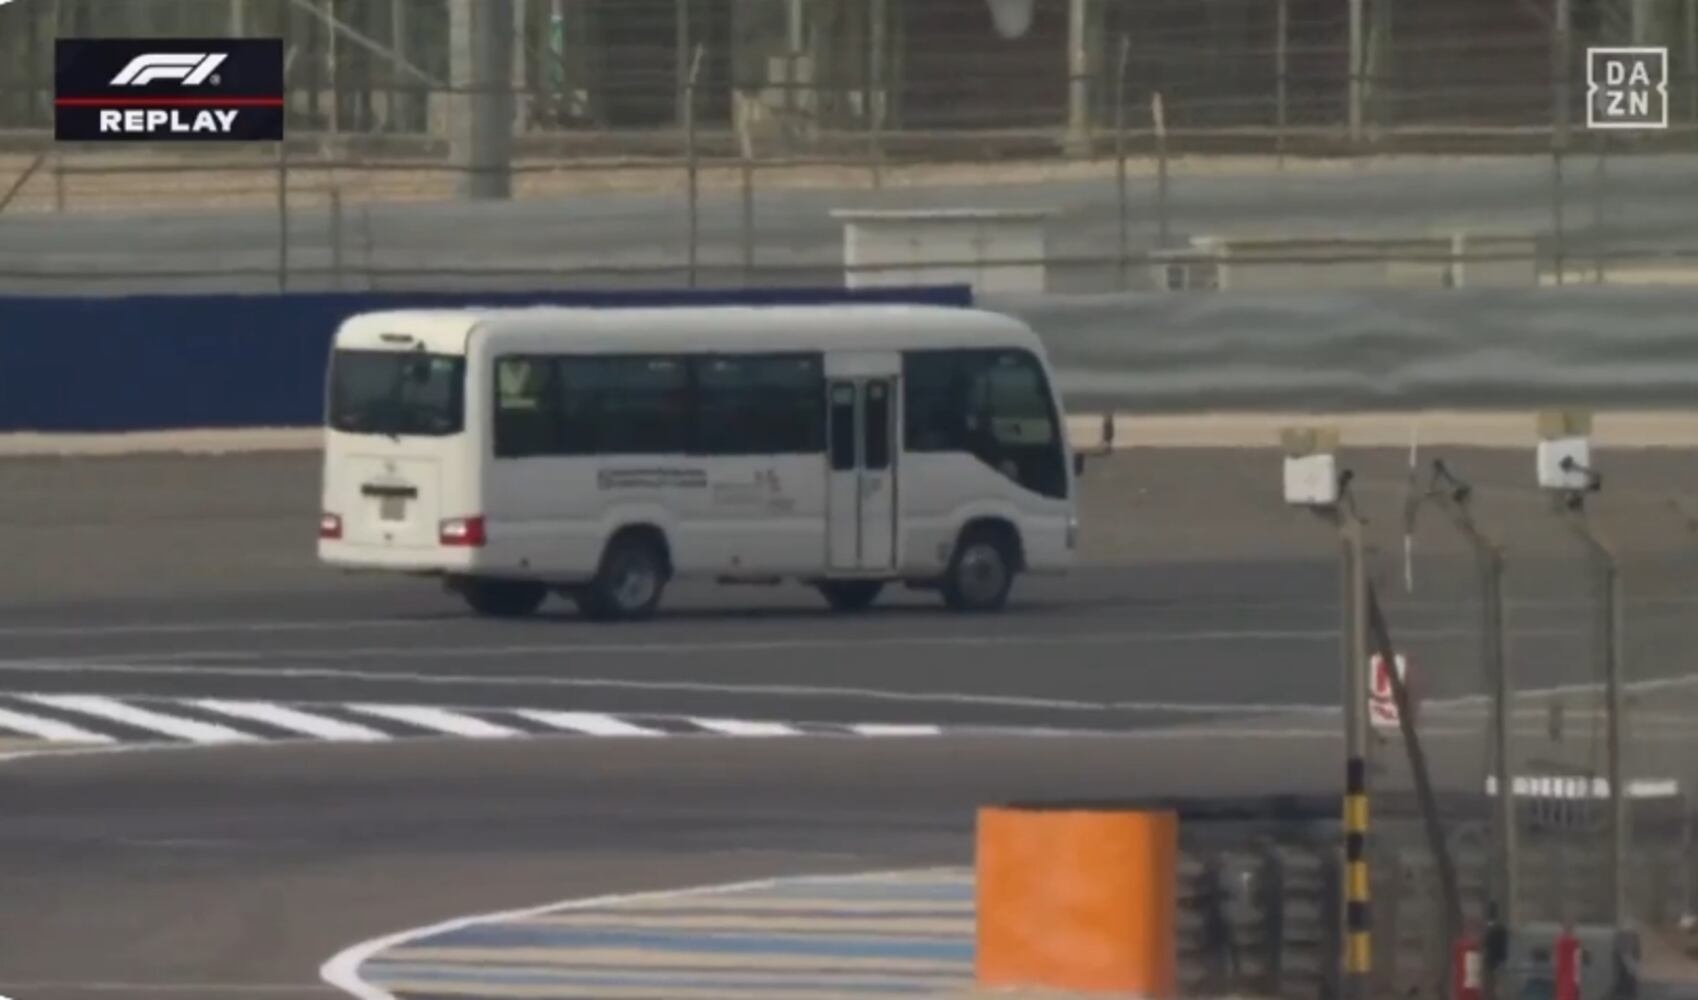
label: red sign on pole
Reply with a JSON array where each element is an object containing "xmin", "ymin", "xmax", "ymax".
[
  {"xmin": 1452, "ymin": 933, "xmax": 1483, "ymax": 1000},
  {"xmin": 1368, "ymin": 653, "xmax": 1413, "ymax": 729}
]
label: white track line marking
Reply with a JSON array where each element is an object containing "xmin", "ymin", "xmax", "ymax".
[
  {"xmin": 514, "ymin": 710, "xmax": 663, "ymax": 737},
  {"xmin": 0, "ymin": 618, "xmax": 422, "ymax": 639},
  {"xmin": 847, "ymin": 723, "xmax": 945, "ymax": 737},
  {"xmin": 1, "ymin": 657, "xmax": 1694, "ymax": 718},
  {"xmin": 5, "ymin": 586, "xmax": 1691, "ymax": 638},
  {"xmin": 0, "ymin": 661, "xmax": 1129, "ymax": 711},
  {"xmin": 22, "ymin": 694, "xmax": 258, "ymax": 744},
  {"xmin": 190, "ymin": 699, "xmax": 391, "ymax": 743},
  {"xmin": 342, "ymin": 704, "xmax": 521, "ymax": 739},
  {"xmin": 319, "ymin": 866, "xmax": 963, "ymax": 1000},
  {"xmin": 0, "ymin": 984, "xmax": 330, "ymax": 995},
  {"xmin": 0, "ymin": 623, "xmax": 1596, "ymax": 657},
  {"xmin": 0, "ymin": 704, "xmax": 116, "ymax": 743},
  {"xmin": 688, "ymin": 719, "xmax": 802, "ymax": 737}
]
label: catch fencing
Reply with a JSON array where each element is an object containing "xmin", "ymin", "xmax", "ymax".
[
  {"xmin": 3, "ymin": 0, "xmax": 1698, "ymax": 294},
  {"xmin": 1261, "ymin": 434, "xmax": 1698, "ymax": 997}
]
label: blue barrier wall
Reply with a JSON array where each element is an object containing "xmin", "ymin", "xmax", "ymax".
[{"xmin": 0, "ymin": 286, "xmax": 974, "ymax": 432}]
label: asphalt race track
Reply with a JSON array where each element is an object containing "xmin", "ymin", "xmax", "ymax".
[
  {"xmin": 3, "ymin": 446, "xmax": 1698, "ymax": 998},
  {"xmin": 0, "ymin": 735, "xmax": 1369, "ymax": 1000}
]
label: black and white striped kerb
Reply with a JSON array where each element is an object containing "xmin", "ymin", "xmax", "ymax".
[{"xmin": 0, "ymin": 693, "xmax": 954, "ymax": 747}]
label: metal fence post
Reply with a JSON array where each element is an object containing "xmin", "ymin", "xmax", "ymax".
[
  {"xmin": 1552, "ymin": 0, "xmax": 1573, "ymax": 285},
  {"xmin": 740, "ymin": 117, "xmax": 756, "ymax": 285},
  {"xmin": 1593, "ymin": 133, "xmax": 1608, "ymax": 284},
  {"xmin": 1066, "ymin": 0, "xmax": 1090, "ymax": 155},
  {"xmin": 1541, "ymin": 414, "xmax": 1627, "ymax": 930},
  {"xmin": 1413, "ymin": 460, "xmax": 1520, "ymax": 935},
  {"xmin": 1276, "ymin": 0, "xmax": 1289, "ymax": 166},
  {"xmin": 1562, "ymin": 502, "xmax": 1629, "ymax": 929},
  {"xmin": 1114, "ymin": 34, "xmax": 1130, "ymax": 290},
  {"xmin": 1320, "ymin": 461, "xmax": 1465, "ymax": 1000},
  {"xmin": 1341, "ymin": 504, "xmax": 1373, "ymax": 1000},
  {"xmin": 1687, "ymin": 0, "xmax": 1697, "ymax": 123},
  {"xmin": 1152, "ymin": 92, "xmax": 1170, "ymax": 249},
  {"xmin": 867, "ymin": 0, "xmax": 886, "ymax": 190},
  {"xmin": 1348, "ymin": 0, "xmax": 1364, "ymax": 144},
  {"xmin": 329, "ymin": 185, "xmax": 344, "ymax": 290},
  {"xmin": 674, "ymin": 0, "xmax": 690, "ymax": 128},
  {"xmin": 1285, "ymin": 429, "xmax": 1458, "ymax": 999},
  {"xmin": 276, "ymin": 140, "xmax": 290, "ymax": 292},
  {"xmin": 683, "ymin": 43, "xmax": 704, "ymax": 288}
]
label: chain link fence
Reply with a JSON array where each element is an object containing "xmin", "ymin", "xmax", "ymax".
[
  {"xmin": 3, "ymin": 0, "xmax": 1698, "ymax": 294},
  {"xmin": 1344, "ymin": 444, "xmax": 1698, "ymax": 994}
]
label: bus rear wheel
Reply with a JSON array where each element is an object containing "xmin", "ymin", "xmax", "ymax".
[
  {"xmin": 460, "ymin": 579, "xmax": 548, "ymax": 618},
  {"xmin": 817, "ymin": 580, "xmax": 884, "ymax": 612},
  {"xmin": 576, "ymin": 533, "xmax": 669, "ymax": 622}
]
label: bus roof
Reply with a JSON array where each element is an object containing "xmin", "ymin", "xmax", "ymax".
[{"xmin": 334, "ymin": 304, "xmax": 1043, "ymax": 357}]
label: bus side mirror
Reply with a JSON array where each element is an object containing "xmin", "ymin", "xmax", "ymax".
[{"xmin": 1073, "ymin": 452, "xmax": 1087, "ymax": 478}]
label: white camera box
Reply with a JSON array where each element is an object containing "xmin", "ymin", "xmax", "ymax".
[
  {"xmin": 1280, "ymin": 427, "xmax": 1340, "ymax": 506},
  {"xmin": 1535, "ymin": 410, "xmax": 1595, "ymax": 492}
]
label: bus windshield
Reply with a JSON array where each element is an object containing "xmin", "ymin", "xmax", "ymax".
[{"xmin": 328, "ymin": 349, "xmax": 466, "ymax": 438}]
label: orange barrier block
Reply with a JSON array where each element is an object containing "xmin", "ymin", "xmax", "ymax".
[{"xmin": 976, "ymin": 806, "xmax": 1178, "ymax": 997}]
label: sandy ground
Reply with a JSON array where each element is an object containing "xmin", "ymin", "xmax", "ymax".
[
  {"xmin": 0, "ymin": 738, "xmax": 56, "ymax": 756},
  {"xmin": 2, "ymin": 410, "xmax": 1695, "ymax": 458}
]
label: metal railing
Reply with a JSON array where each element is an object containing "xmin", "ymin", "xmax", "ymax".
[
  {"xmin": 1277, "ymin": 420, "xmax": 1698, "ymax": 998},
  {"xmin": 3, "ymin": 1, "xmax": 1698, "ymax": 293}
]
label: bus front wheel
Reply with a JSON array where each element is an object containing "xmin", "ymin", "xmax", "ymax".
[
  {"xmin": 459, "ymin": 579, "xmax": 548, "ymax": 618},
  {"xmin": 941, "ymin": 526, "xmax": 1018, "ymax": 613}
]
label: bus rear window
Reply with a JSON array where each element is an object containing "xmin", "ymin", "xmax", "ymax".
[{"xmin": 328, "ymin": 349, "xmax": 466, "ymax": 437}]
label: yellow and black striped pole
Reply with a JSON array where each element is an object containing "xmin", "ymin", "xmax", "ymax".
[
  {"xmin": 1344, "ymin": 754, "xmax": 1372, "ymax": 985},
  {"xmin": 1283, "ymin": 426, "xmax": 1372, "ymax": 995},
  {"xmin": 1341, "ymin": 509, "xmax": 1372, "ymax": 995}
]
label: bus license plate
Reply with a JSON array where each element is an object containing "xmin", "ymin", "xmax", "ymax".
[{"xmin": 379, "ymin": 496, "xmax": 406, "ymax": 521}]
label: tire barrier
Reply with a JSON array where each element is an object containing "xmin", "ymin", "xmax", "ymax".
[{"xmin": 973, "ymin": 791, "xmax": 1690, "ymax": 1000}]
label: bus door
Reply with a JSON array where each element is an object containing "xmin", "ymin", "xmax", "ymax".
[{"xmin": 825, "ymin": 354, "xmax": 900, "ymax": 572}]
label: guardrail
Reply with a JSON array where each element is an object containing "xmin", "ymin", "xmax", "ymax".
[{"xmin": 11, "ymin": 285, "xmax": 1698, "ymax": 433}]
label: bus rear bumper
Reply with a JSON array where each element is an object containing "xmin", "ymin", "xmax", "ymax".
[{"xmin": 317, "ymin": 540, "xmax": 477, "ymax": 574}]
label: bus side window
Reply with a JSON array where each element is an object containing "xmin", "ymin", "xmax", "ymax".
[
  {"xmin": 978, "ymin": 355, "xmax": 1057, "ymax": 447},
  {"xmin": 902, "ymin": 351, "xmax": 963, "ymax": 453},
  {"xmin": 864, "ymin": 380, "xmax": 891, "ymax": 470},
  {"xmin": 494, "ymin": 356, "xmax": 558, "ymax": 457},
  {"xmin": 692, "ymin": 353, "xmax": 824, "ymax": 456},
  {"xmin": 829, "ymin": 383, "xmax": 857, "ymax": 471},
  {"xmin": 559, "ymin": 356, "xmax": 690, "ymax": 455},
  {"xmin": 902, "ymin": 348, "xmax": 1066, "ymax": 500}
]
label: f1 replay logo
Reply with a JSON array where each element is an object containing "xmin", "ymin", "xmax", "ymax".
[
  {"xmin": 110, "ymin": 53, "xmax": 228, "ymax": 87},
  {"xmin": 54, "ymin": 38, "xmax": 284, "ymax": 143}
]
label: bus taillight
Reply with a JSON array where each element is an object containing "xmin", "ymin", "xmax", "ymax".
[
  {"xmin": 319, "ymin": 512, "xmax": 343, "ymax": 540},
  {"xmin": 440, "ymin": 516, "xmax": 486, "ymax": 547}
]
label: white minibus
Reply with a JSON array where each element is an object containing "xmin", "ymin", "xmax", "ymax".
[{"xmin": 317, "ymin": 304, "xmax": 1080, "ymax": 620}]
